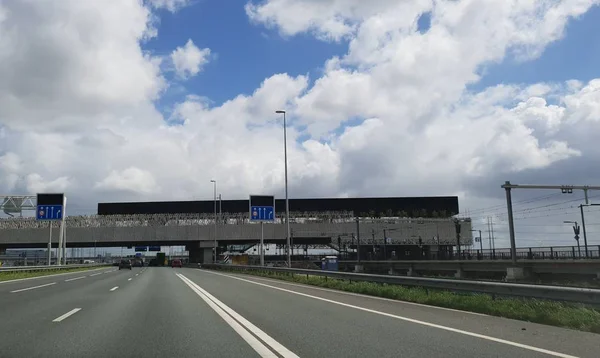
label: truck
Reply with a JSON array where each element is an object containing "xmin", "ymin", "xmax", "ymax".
[{"xmin": 156, "ymin": 252, "xmax": 166, "ymax": 266}]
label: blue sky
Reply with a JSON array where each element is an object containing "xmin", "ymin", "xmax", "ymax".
[
  {"xmin": 4, "ymin": 1, "xmax": 600, "ymax": 251},
  {"xmin": 146, "ymin": 0, "xmax": 346, "ymax": 113},
  {"xmin": 474, "ymin": 6, "xmax": 600, "ymax": 90},
  {"xmin": 144, "ymin": 1, "xmax": 600, "ymax": 121}
]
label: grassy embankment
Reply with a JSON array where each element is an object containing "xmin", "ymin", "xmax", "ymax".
[
  {"xmin": 217, "ymin": 268, "xmax": 600, "ymax": 334},
  {"xmin": 0, "ymin": 266, "xmax": 108, "ymax": 282}
]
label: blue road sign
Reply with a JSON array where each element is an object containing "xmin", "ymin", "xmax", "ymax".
[
  {"xmin": 250, "ymin": 206, "xmax": 275, "ymax": 221},
  {"xmin": 148, "ymin": 246, "xmax": 161, "ymax": 252},
  {"xmin": 36, "ymin": 205, "xmax": 63, "ymax": 221},
  {"xmin": 135, "ymin": 246, "xmax": 148, "ymax": 252}
]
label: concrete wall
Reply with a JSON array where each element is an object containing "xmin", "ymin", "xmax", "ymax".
[
  {"xmin": 0, "ymin": 220, "xmax": 472, "ymax": 246},
  {"xmin": 189, "ymin": 247, "xmax": 212, "ymax": 264}
]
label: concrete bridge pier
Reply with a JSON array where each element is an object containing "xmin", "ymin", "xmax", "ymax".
[
  {"xmin": 187, "ymin": 242, "xmax": 213, "ymax": 264},
  {"xmin": 505, "ymin": 267, "xmax": 532, "ymax": 281},
  {"xmin": 188, "ymin": 248, "xmax": 212, "ymax": 264}
]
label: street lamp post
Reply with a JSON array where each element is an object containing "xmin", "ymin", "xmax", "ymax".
[
  {"xmin": 471, "ymin": 229, "xmax": 483, "ymax": 252},
  {"xmin": 563, "ymin": 221, "xmax": 581, "ymax": 258},
  {"xmin": 383, "ymin": 228, "xmax": 399, "ymax": 260},
  {"xmin": 210, "ymin": 179, "xmax": 217, "ymax": 263},
  {"xmin": 383, "ymin": 229, "xmax": 387, "ymax": 260},
  {"xmin": 453, "ymin": 219, "xmax": 462, "ymax": 259},
  {"xmin": 276, "ymin": 110, "xmax": 291, "ymax": 268}
]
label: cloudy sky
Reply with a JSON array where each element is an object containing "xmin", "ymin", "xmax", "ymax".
[{"xmin": 1, "ymin": 0, "xmax": 600, "ymax": 250}]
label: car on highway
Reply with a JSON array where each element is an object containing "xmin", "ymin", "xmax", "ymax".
[
  {"xmin": 132, "ymin": 260, "xmax": 143, "ymax": 267},
  {"xmin": 171, "ymin": 259, "xmax": 182, "ymax": 268},
  {"xmin": 118, "ymin": 259, "xmax": 132, "ymax": 270}
]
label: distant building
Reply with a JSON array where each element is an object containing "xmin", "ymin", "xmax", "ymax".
[
  {"xmin": 5, "ymin": 249, "xmax": 52, "ymax": 258},
  {"xmin": 98, "ymin": 196, "xmax": 460, "ymax": 218}
]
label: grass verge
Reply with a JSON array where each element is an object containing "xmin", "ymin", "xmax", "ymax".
[
  {"xmin": 216, "ymin": 268, "xmax": 600, "ymax": 334},
  {"xmin": 0, "ymin": 266, "xmax": 109, "ymax": 282}
]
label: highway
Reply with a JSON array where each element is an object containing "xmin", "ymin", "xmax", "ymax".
[{"xmin": 0, "ymin": 267, "xmax": 597, "ymax": 358}]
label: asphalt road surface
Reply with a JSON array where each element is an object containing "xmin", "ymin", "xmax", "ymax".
[{"xmin": 0, "ymin": 267, "xmax": 597, "ymax": 358}]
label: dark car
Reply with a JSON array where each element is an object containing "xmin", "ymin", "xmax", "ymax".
[
  {"xmin": 132, "ymin": 260, "xmax": 143, "ymax": 267},
  {"xmin": 171, "ymin": 259, "xmax": 182, "ymax": 268},
  {"xmin": 118, "ymin": 259, "xmax": 132, "ymax": 270}
]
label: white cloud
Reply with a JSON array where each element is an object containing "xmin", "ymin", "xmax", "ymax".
[
  {"xmin": 1, "ymin": 0, "xmax": 600, "ymax": 248},
  {"xmin": 94, "ymin": 167, "xmax": 160, "ymax": 194},
  {"xmin": 245, "ymin": 0, "xmax": 409, "ymax": 41},
  {"xmin": 0, "ymin": 0, "xmax": 165, "ymax": 132},
  {"xmin": 25, "ymin": 173, "xmax": 71, "ymax": 194},
  {"xmin": 170, "ymin": 39, "xmax": 211, "ymax": 79},
  {"xmin": 147, "ymin": 0, "xmax": 191, "ymax": 13},
  {"xmin": 562, "ymin": 79, "xmax": 600, "ymax": 123}
]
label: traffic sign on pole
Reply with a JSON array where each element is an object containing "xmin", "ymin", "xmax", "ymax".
[
  {"xmin": 36, "ymin": 205, "xmax": 63, "ymax": 220},
  {"xmin": 249, "ymin": 195, "xmax": 275, "ymax": 222},
  {"xmin": 250, "ymin": 206, "xmax": 275, "ymax": 221},
  {"xmin": 250, "ymin": 195, "xmax": 275, "ymax": 267},
  {"xmin": 36, "ymin": 193, "xmax": 64, "ymax": 221}
]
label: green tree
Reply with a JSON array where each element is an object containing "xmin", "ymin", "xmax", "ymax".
[{"xmin": 396, "ymin": 210, "xmax": 408, "ymax": 218}]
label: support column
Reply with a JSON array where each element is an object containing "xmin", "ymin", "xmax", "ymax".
[
  {"xmin": 188, "ymin": 247, "xmax": 213, "ymax": 264},
  {"xmin": 187, "ymin": 241, "xmax": 215, "ymax": 264},
  {"xmin": 202, "ymin": 248, "xmax": 212, "ymax": 264},
  {"xmin": 455, "ymin": 268, "xmax": 465, "ymax": 279},
  {"xmin": 504, "ymin": 181, "xmax": 517, "ymax": 265},
  {"xmin": 506, "ymin": 267, "xmax": 531, "ymax": 281}
]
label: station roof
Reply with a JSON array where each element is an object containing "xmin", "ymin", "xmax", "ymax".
[{"xmin": 98, "ymin": 196, "xmax": 459, "ymax": 217}]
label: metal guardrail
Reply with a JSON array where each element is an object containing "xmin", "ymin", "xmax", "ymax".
[
  {"xmin": 0, "ymin": 264, "xmax": 111, "ymax": 273},
  {"xmin": 202, "ymin": 264, "xmax": 600, "ymax": 306}
]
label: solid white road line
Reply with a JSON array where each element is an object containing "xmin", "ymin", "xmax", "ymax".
[
  {"xmin": 10, "ymin": 282, "xmax": 56, "ymax": 293},
  {"xmin": 52, "ymin": 308, "xmax": 82, "ymax": 322},
  {"xmin": 0, "ymin": 267, "xmax": 107, "ymax": 285},
  {"xmin": 128, "ymin": 278, "xmax": 132, "ymax": 281},
  {"xmin": 177, "ymin": 273, "xmax": 298, "ymax": 358},
  {"xmin": 89, "ymin": 272, "xmax": 103, "ymax": 277},
  {"xmin": 233, "ymin": 274, "xmax": 488, "ymax": 316},
  {"xmin": 204, "ymin": 270, "xmax": 578, "ymax": 358},
  {"xmin": 64, "ymin": 276, "xmax": 86, "ymax": 282},
  {"xmin": 177, "ymin": 275, "xmax": 277, "ymax": 358},
  {"xmin": 110, "ymin": 286, "xmax": 119, "ymax": 292}
]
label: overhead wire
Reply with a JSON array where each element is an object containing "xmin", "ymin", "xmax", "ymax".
[
  {"xmin": 460, "ymin": 192, "xmax": 563, "ymax": 217},
  {"xmin": 467, "ymin": 193, "xmax": 600, "ymax": 221}
]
